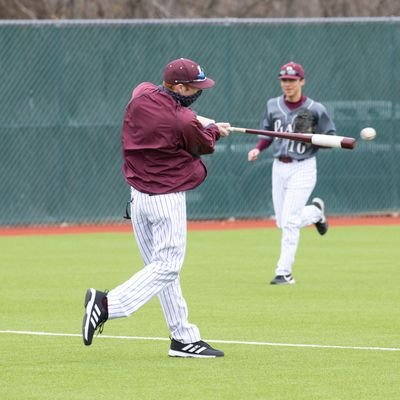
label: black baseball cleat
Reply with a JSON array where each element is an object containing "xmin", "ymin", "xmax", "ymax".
[
  {"xmin": 82, "ymin": 288, "xmax": 108, "ymax": 346},
  {"xmin": 270, "ymin": 274, "xmax": 296, "ymax": 285},
  {"xmin": 168, "ymin": 338, "xmax": 224, "ymax": 358},
  {"xmin": 312, "ymin": 197, "xmax": 328, "ymax": 235}
]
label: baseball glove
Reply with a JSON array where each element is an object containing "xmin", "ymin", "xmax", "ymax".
[{"xmin": 293, "ymin": 108, "xmax": 317, "ymax": 134}]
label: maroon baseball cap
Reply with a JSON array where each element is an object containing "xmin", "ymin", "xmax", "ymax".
[
  {"xmin": 278, "ymin": 62, "xmax": 305, "ymax": 80},
  {"xmin": 163, "ymin": 58, "xmax": 215, "ymax": 89}
]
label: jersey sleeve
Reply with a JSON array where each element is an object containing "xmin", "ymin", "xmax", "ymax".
[
  {"xmin": 179, "ymin": 109, "xmax": 220, "ymax": 156},
  {"xmin": 256, "ymin": 138, "xmax": 272, "ymax": 152},
  {"xmin": 316, "ymin": 104, "xmax": 336, "ymax": 135},
  {"xmin": 255, "ymin": 100, "xmax": 273, "ymax": 151}
]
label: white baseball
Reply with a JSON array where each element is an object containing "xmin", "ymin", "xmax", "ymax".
[{"xmin": 360, "ymin": 127, "xmax": 376, "ymax": 141}]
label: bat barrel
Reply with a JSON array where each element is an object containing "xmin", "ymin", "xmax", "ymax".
[
  {"xmin": 230, "ymin": 127, "xmax": 356, "ymax": 150},
  {"xmin": 311, "ymin": 134, "xmax": 356, "ymax": 150},
  {"xmin": 340, "ymin": 137, "xmax": 356, "ymax": 149}
]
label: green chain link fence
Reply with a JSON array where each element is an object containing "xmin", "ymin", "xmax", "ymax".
[{"xmin": 1, "ymin": 18, "xmax": 399, "ymax": 225}]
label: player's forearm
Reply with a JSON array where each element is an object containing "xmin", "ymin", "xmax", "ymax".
[
  {"xmin": 185, "ymin": 125, "xmax": 221, "ymax": 155},
  {"xmin": 256, "ymin": 138, "xmax": 272, "ymax": 152}
]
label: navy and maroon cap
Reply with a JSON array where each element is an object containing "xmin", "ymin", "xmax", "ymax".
[
  {"xmin": 163, "ymin": 58, "xmax": 215, "ymax": 89},
  {"xmin": 278, "ymin": 62, "xmax": 305, "ymax": 80}
]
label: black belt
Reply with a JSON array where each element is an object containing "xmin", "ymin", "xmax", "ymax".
[{"xmin": 278, "ymin": 156, "xmax": 305, "ymax": 163}]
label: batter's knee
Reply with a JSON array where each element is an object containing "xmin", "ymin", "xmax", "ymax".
[{"xmin": 157, "ymin": 261, "xmax": 182, "ymax": 278}]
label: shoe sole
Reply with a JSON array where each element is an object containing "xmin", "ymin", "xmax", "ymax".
[
  {"xmin": 168, "ymin": 349, "xmax": 222, "ymax": 358},
  {"xmin": 316, "ymin": 221, "xmax": 328, "ymax": 235},
  {"xmin": 270, "ymin": 280, "xmax": 296, "ymax": 285},
  {"xmin": 82, "ymin": 288, "xmax": 96, "ymax": 346}
]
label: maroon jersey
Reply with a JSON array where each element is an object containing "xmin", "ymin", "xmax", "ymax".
[{"xmin": 122, "ymin": 82, "xmax": 221, "ymax": 194}]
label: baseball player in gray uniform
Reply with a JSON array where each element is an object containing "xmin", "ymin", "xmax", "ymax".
[
  {"xmin": 248, "ymin": 61, "xmax": 336, "ymax": 285},
  {"xmin": 82, "ymin": 58, "xmax": 230, "ymax": 357}
]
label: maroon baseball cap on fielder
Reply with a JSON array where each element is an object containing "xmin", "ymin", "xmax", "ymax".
[
  {"xmin": 278, "ymin": 62, "xmax": 305, "ymax": 80},
  {"xmin": 163, "ymin": 58, "xmax": 215, "ymax": 89}
]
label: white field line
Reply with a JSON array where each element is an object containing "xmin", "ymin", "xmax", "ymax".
[{"xmin": 0, "ymin": 330, "xmax": 399, "ymax": 352}]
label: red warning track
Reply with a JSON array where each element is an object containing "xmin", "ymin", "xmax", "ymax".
[{"xmin": 0, "ymin": 216, "xmax": 399, "ymax": 237}]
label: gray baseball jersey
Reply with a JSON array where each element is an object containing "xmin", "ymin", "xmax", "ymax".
[{"xmin": 260, "ymin": 95, "xmax": 336, "ymax": 160}]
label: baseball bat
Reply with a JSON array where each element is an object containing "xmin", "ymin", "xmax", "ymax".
[{"xmin": 228, "ymin": 127, "xmax": 356, "ymax": 150}]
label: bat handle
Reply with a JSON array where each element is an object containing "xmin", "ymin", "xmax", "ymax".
[{"xmin": 228, "ymin": 127, "xmax": 246, "ymax": 133}]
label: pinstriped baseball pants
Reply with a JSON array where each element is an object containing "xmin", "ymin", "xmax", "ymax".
[
  {"xmin": 107, "ymin": 187, "xmax": 201, "ymax": 344},
  {"xmin": 272, "ymin": 157, "xmax": 322, "ymax": 276}
]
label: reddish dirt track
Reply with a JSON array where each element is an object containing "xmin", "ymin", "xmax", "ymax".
[{"xmin": 0, "ymin": 216, "xmax": 399, "ymax": 237}]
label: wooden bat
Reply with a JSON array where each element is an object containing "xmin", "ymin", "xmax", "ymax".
[{"xmin": 228, "ymin": 127, "xmax": 356, "ymax": 150}]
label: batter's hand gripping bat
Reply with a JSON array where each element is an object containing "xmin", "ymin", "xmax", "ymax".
[{"xmin": 228, "ymin": 127, "xmax": 356, "ymax": 150}]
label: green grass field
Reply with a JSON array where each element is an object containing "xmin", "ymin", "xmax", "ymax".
[{"xmin": 1, "ymin": 225, "xmax": 399, "ymax": 399}]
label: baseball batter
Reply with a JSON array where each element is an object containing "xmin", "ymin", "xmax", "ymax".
[
  {"xmin": 82, "ymin": 58, "xmax": 230, "ymax": 357},
  {"xmin": 248, "ymin": 61, "xmax": 336, "ymax": 285}
]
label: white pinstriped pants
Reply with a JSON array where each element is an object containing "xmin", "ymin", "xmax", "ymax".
[
  {"xmin": 107, "ymin": 187, "xmax": 201, "ymax": 344},
  {"xmin": 272, "ymin": 157, "xmax": 323, "ymax": 276}
]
